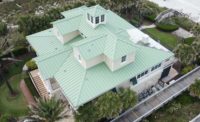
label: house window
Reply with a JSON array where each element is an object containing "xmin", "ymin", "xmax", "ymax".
[
  {"xmin": 145, "ymin": 70, "xmax": 148, "ymax": 74},
  {"xmin": 96, "ymin": 16, "xmax": 99, "ymax": 24},
  {"xmin": 87, "ymin": 13, "xmax": 90, "ymax": 21},
  {"xmin": 137, "ymin": 74, "xmax": 141, "ymax": 79},
  {"xmin": 121, "ymin": 55, "xmax": 126, "ymax": 63},
  {"xmin": 91, "ymin": 16, "xmax": 93, "ymax": 23},
  {"xmin": 101, "ymin": 15, "xmax": 105, "ymax": 22}
]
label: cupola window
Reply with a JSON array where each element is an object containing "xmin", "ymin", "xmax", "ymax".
[
  {"xmin": 121, "ymin": 55, "xmax": 127, "ymax": 63},
  {"xmin": 101, "ymin": 15, "xmax": 105, "ymax": 22},
  {"xmin": 96, "ymin": 16, "xmax": 99, "ymax": 24},
  {"xmin": 91, "ymin": 16, "xmax": 93, "ymax": 23}
]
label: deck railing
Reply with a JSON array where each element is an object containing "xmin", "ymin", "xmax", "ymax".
[{"xmin": 111, "ymin": 66, "xmax": 200, "ymax": 122}]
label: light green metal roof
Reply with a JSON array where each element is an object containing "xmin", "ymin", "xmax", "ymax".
[
  {"xmin": 26, "ymin": 5, "xmax": 174, "ymax": 109},
  {"xmin": 52, "ymin": 15, "xmax": 82, "ymax": 35},
  {"xmin": 87, "ymin": 5, "xmax": 107, "ymax": 17},
  {"xmin": 54, "ymin": 45, "xmax": 173, "ymax": 108}
]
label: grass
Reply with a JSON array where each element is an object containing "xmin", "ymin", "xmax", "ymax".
[
  {"xmin": 143, "ymin": 28, "xmax": 180, "ymax": 50},
  {"xmin": 145, "ymin": 91, "xmax": 200, "ymax": 122},
  {"xmin": 0, "ymin": 74, "xmax": 28, "ymax": 116},
  {"xmin": 0, "ymin": 55, "xmax": 37, "ymax": 117}
]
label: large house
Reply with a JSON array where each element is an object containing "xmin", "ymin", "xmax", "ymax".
[{"xmin": 27, "ymin": 5, "xmax": 175, "ymax": 110}]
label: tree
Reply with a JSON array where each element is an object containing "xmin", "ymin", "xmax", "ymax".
[
  {"xmin": 29, "ymin": 97, "xmax": 68, "ymax": 122},
  {"xmin": 0, "ymin": 22, "xmax": 7, "ymax": 36},
  {"xmin": 189, "ymin": 79, "xmax": 200, "ymax": 98},
  {"xmin": 75, "ymin": 102, "xmax": 99, "ymax": 122},
  {"xmin": 94, "ymin": 91, "xmax": 123, "ymax": 119},
  {"xmin": 0, "ymin": 59, "xmax": 16, "ymax": 95},
  {"xmin": 173, "ymin": 42, "xmax": 196, "ymax": 65},
  {"xmin": 118, "ymin": 88, "xmax": 137, "ymax": 110}
]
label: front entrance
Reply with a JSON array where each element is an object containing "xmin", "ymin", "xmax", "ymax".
[{"xmin": 160, "ymin": 66, "xmax": 171, "ymax": 79}]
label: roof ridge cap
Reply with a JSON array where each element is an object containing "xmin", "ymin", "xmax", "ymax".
[{"xmin": 52, "ymin": 14, "xmax": 82, "ymax": 24}]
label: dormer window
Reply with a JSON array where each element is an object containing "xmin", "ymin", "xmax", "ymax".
[
  {"xmin": 101, "ymin": 15, "xmax": 105, "ymax": 22},
  {"xmin": 96, "ymin": 16, "xmax": 99, "ymax": 24},
  {"xmin": 121, "ymin": 55, "xmax": 126, "ymax": 63}
]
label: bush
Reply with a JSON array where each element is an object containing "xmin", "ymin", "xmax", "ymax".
[
  {"xmin": 174, "ymin": 17, "xmax": 194, "ymax": 31},
  {"xmin": 12, "ymin": 46, "xmax": 28, "ymax": 56},
  {"xmin": 0, "ymin": 22, "xmax": 7, "ymax": 36},
  {"xmin": 181, "ymin": 65, "xmax": 194, "ymax": 75},
  {"xmin": 130, "ymin": 19, "xmax": 140, "ymax": 27},
  {"xmin": 26, "ymin": 59, "xmax": 37, "ymax": 71},
  {"xmin": 184, "ymin": 37, "xmax": 195, "ymax": 45},
  {"xmin": 156, "ymin": 18, "xmax": 179, "ymax": 32},
  {"xmin": 144, "ymin": 14, "xmax": 156, "ymax": 22},
  {"xmin": 0, "ymin": 113, "xmax": 16, "ymax": 122}
]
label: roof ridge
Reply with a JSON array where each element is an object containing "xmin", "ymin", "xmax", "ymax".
[
  {"xmin": 52, "ymin": 14, "xmax": 82, "ymax": 24},
  {"xmin": 76, "ymin": 70, "xmax": 88, "ymax": 106},
  {"xmin": 73, "ymin": 35, "xmax": 106, "ymax": 47}
]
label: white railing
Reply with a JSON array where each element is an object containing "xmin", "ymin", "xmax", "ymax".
[{"xmin": 111, "ymin": 66, "xmax": 200, "ymax": 122}]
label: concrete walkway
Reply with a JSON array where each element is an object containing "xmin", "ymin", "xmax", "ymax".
[
  {"xmin": 20, "ymin": 80, "xmax": 36, "ymax": 105},
  {"xmin": 139, "ymin": 24, "xmax": 156, "ymax": 30},
  {"xmin": 172, "ymin": 27, "xmax": 194, "ymax": 39},
  {"xmin": 112, "ymin": 66, "xmax": 200, "ymax": 122}
]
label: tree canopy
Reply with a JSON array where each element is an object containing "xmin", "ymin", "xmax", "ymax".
[{"xmin": 75, "ymin": 88, "xmax": 137, "ymax": 121}]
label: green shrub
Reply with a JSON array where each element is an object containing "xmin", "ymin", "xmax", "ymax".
[
  {"xmin": 144, "ymin": 14, "xmax": 156, "ymax": 22},
  {"xmin": 184, "ymin": 37, "xmax": 195, "ymax": 45},
  {"xmin": 130, "ymin": 19, "xmax": 140, "ymax": 27},
  {"xmin": 0, "ymin": 22, "xmax": 7, "ymax": 36},
  {"xmin": 23, "ymin": 73, "xmax": 39, "ymax": 97},
  {"xmin": 0, "ymin": 113, "xmax": 12, "ymax": 122},
  {"xmin": 181, "ymin": 65, "xmax": 194, "ymax": 75},
  {"xmin": 12, "ymin": 46, "xmax": 28, "ymax": 56},
  {"xmin": 26, "ymin": 59, "xmax": 37, "ymax": 71},
  {"xmin": 174, "ymin": 17, "xmax": 194, "ymax": 31},
  {"xmin": 156, "ymin": 18, "xmax": 179, "ymax": 32}
]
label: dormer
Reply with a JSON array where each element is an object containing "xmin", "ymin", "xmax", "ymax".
[{"xmin": 86, "ymin": 5, "xmax": 107, "ymax": 28}]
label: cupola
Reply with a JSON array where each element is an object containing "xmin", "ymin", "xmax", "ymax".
[{"xmin": 86, "ymin": 5, "xmax": 107, "ymax": 28}]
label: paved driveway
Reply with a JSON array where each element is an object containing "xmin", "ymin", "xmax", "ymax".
[{"xmin": 149, "ymin": 0, "xmax": 200, "ymax": 23}]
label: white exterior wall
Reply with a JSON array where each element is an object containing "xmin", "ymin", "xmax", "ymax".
[
  {"xmin": 63, "ymin": 30, "xmax": 79, "ymax": 43},
  {"xmin": 53, "ymin": 27, "xmax": 79, "ymax": 44},
  {"xmin": 73, "ymin": 48, "xmax": 135, "ymax": 71},
  {"xmin": 111, "ymin": 52, "xmax": 135, "ymax": 71}
]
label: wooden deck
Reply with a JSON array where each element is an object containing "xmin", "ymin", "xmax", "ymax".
[{"xmin": 112, "ymin": 66, "xmax": 200, "ymax": 122}]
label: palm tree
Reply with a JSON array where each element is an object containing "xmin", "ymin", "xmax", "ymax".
[
  {"xmin": 94, "ymin": 91, "xmax": 123, "ymax": 119},
  {"xmin": 0, "ymin": 59, "xmax": 16, "ymax": 96},
  {"xmin": 118, "ymin": 88, "xmax": 137, "ymax": 111},
  {"xmin": 29, "ymin": 97, "xmax": 68, "ymax": 122},
  {"xmin": 173, "ymin": 42, "xmax": 196, "ymax": 65},
  {"xmin": 189, "ymin": 79, "xmax": 200, "ymax": 98}
]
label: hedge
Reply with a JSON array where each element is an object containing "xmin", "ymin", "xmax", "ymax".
[
  {"xmin": 130, "ymin": 19, "xmax": 140, "ymax": 27},
  {"xmin": 144, "ymin": 14, "xmax": 156, "ymax": 22},
  {"xmin": 24, "ymin": 76, "xmax": 39, "ymax": 97},
  {"xmin": 184, "ymin": 37, "xmax": 195, "ymax": 45},
  {"xmin": 156, "ymin": 22, "xmax": 179, "ymax": 32},
  {"xmin": 181, "ymin": 65, "xmax": 194, "ymax": 75},
  {"xmin": 25, "ymin": 59, "xmax": 37, "ymax": 71}
]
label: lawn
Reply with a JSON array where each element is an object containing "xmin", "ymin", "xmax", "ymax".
[
  {"xmin": 143, "ymin": 28, "xmax": 180, "ymax": 50},
  {"xmin": 145, "ymin": 91, "xmax": 200, "ymax": 122},
  {"xmin": 0, "ymin": 74, "xmax": 28, "ymax": 116},
  {"xmin": 0, "ymin": 55, "xmax": 36, "ymax": 117}
]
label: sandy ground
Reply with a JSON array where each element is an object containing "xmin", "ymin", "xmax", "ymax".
[{"xmin": 149, "ymin": 0, "xmax": 200, "ymax": 23}]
